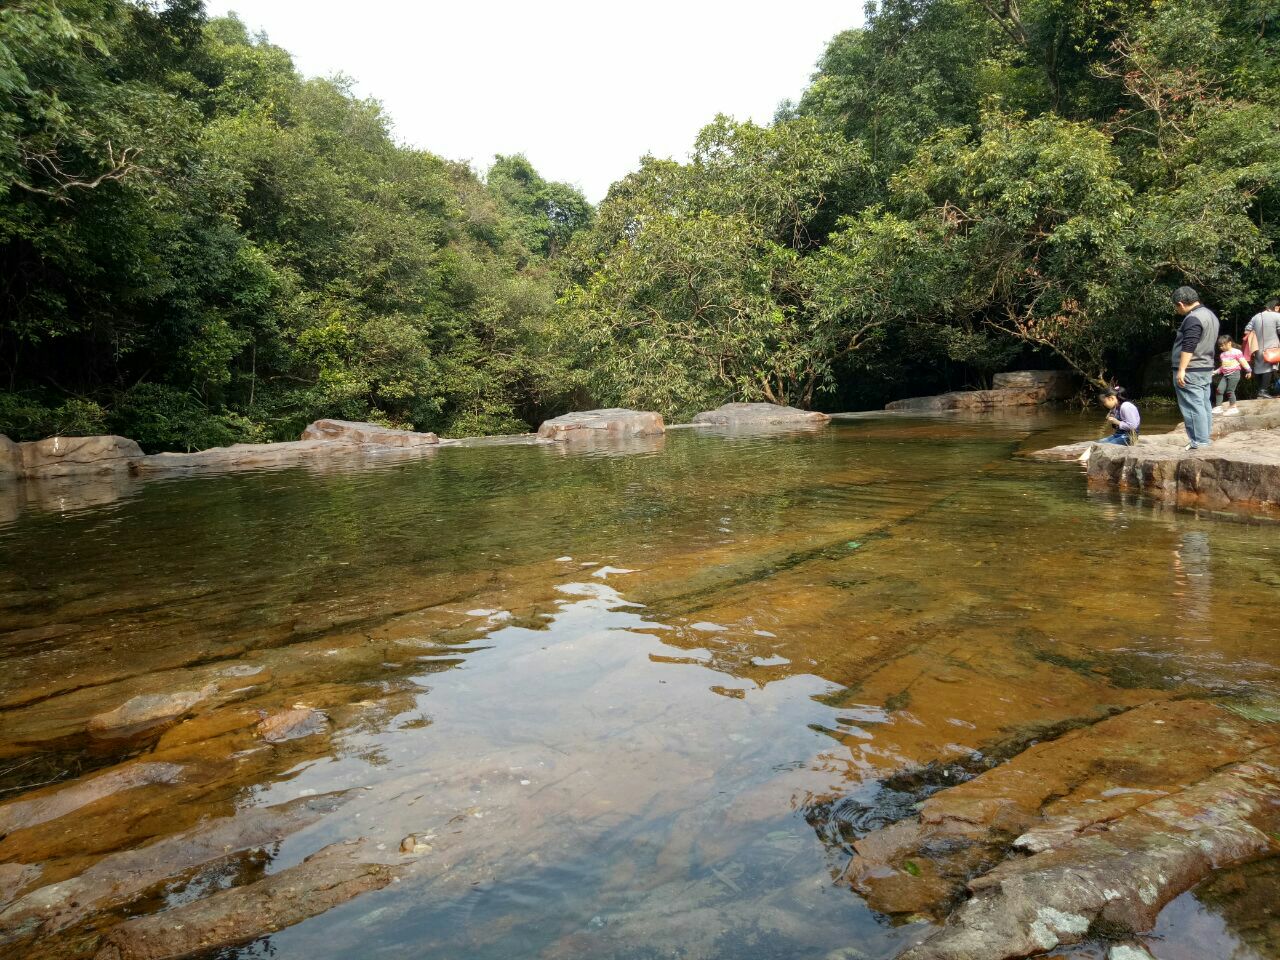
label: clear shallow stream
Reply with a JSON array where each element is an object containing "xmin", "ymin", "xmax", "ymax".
[{"xmin": 1, "ymin": 410, "xmax": 1277, "ymax": 959}]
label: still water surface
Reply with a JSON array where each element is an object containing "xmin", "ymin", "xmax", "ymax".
[{"xmin": 0, "ymin": 411, "xmax": 1277, "ymax": 959}]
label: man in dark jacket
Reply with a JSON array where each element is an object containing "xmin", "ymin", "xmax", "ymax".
[{"xmin": 1172, "ymin": 285, "xmax": 1220, "ymax": 449}]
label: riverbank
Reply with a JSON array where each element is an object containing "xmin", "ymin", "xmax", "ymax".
[{"xmin": 1027, "ymin": 398, "xmax": 1280, "ymax": 515}]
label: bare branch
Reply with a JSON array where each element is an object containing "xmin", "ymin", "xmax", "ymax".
[{"xmin": 13, "ymin": 141, "xmax": 147, "ymax": 200}]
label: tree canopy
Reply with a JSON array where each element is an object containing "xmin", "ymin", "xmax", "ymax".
[
  {"xmin": 3, "ymin": 0, "xmax": 1278, "ymax": 442},
  {"xmin": 0, "ymin": 0, "xmax": 590, "ymax": 447}
]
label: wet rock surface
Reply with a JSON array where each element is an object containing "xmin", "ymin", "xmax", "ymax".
[
  {"xmin": 898, "ymin": 746, "xmax": 1280, "ymax": 959},
  {"xmin": 0, "ymin": 793, "xmax": 350, "ymax": 946},
  {"xmin": 846, "ymin": 700, "xmax": 1279, "ymax": 918},
  {"xmin": 18, "ymin": 436, "xmax": 143, "ymax": 478},
  {"xmin": 86, "ymin": 685, "xmax": 217, "ymax": 739},
  {"xmin": 0, "ymin": 762, "xmax": 183, "ymax": 836},
  {"xmin": 536, "ymin": 408, "xmax": 665, "ymax": 441},
  {"xmin": 0, "ymin": 435, "xmax": 21, "ymax": 479},
  {"xmin": 691, "ymin": 402, "xmax": 831, "ymax": 427},
  {"xmin": 1022, "ymin": 439, "xmax": 1093, "ymax": 462},
  {"xmin": 256, "ymin": 706, "xmax": 329, "ymax": 742},
  {"xmin": 300, "ymin": 418, "xmax": 439, "ymax": 446},
  {"xmin": 93, "ymin": 839, "xmax": 398, "ymax": 960},
  {"xmin": 1086, "ymin": 401, "xmax": 1280, "ymax": 511}
]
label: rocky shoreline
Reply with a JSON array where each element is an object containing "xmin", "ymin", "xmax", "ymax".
[
  {"xmin": 1029, "ymin": 398, "xmax": 1280, "ymax": 515},
  {"xmin": 0, "ymin": 402, "xmax": 828, "ymax": 485}
]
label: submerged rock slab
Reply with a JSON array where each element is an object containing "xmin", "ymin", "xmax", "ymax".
[
  {"xmin": 536, "ymin": 408, "xmax": 665, "ymax": 441},
  {"xmin": 0, "ymin": 793, "xmax": 350, "ymax": 944},
  {"xmin": 86, "ymin": 685, "xmax": 217, "ymax": 739},
  {"xmin": 18, "ymin": 436, "xmax": 143, "ymax": 478},
  {"xmin": 0, "ymin": 762, "xmax": 183, "ymax": 836},
  {"xmin": 94, "ymin": 840, "xmax": 399, "ymax": 960},
  {"xmin": 691, "ymin": 402, "xmax": 830, "ymax": 427},
  {"xmin": 846, "ymin": 700, "xmax": 1278, "ymax": 917},
  {"xmin": 256, "ymin": 706, "xmax": 328, "ymax": 743},
  {"xmin": 300, "ymin": 419, "xmax": 438, "ymax": 446},
  {"xmin": 898, "ymin": 746, "xmax": 1280, "ymax": 960}
]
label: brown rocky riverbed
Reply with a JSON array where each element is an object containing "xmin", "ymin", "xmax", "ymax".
[{"xmin": 0, "ymin": 410, "xmax": 1276, "ymax": 960}]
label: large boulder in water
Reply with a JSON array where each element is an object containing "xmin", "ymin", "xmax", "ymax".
[
  {"xmin": 537, "ymin": 408, "xmax": 665, "ymax": 441},
  {"xmin": 0, "ymin": 435, "xmax": 21, "ymax": 480},
  {"xmin": 991, "ymin": 370, "xmax": 1077, "ymax": 400},
  {"xmin": 300, "ymin": 419, "xmax": 439, "ymax": 447},
  {"xmin": 691, "ymin": 402, "xmax": 830, "ymax": 427},
  {"xmin": 18, "ymin": 435, "xmax": 143, "ymax": 478}
]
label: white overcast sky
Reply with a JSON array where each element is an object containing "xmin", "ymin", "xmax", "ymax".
[{"xmin": 202, "ymin": 1, "xmax": 863, "ymax": 201}]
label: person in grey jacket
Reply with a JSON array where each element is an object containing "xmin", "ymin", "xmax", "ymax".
[
  {"xmin": 1244, "ymin": 297, "xmax": 1280, "ymax": 398},
  {"xmin": 1171, "ymin": 285, "xmax": 1219, "ymax": 449}
]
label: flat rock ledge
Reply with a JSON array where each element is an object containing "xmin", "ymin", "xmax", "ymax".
[
  {"xmin": 1, "ymin": 420, "xmax": 440, "ymax": 481},
  {"xmin": 887, "ymin": 371, "xmax": 1076, "ymax": 413},
  {"xmin": 536, "ymin": 408, "xmax": 665, "ymax": 442},
  {"xmin": 1072, "ymin": 400, "xmax": 1280, "ymax": 511},
  {"xmin": 841, "ymin": 700, "xmax": 1280, "ymax": 960},
  {"xmin": 691, "ymin": 402, "xmax": 830, "ymax": 427}
]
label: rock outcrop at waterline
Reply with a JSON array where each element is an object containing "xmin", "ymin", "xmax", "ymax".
[
  {"xmin": 0, "ymin": 420, "xmax": 443, "ymax": 481},
  {"xmin": 0, "ymin": 435, "xmax": 22, "ymax": 479},
  {"xmin": 841, "ymin": 699, "xmax": 1280, "ymax": 960},
  {"xmin": 536, "ymin": 408, "xmax": 665, "ymax": 441},
  {"xmin": 1026, "ymin": 399, "xmax": 1280, "ymax": 511},
  {"xmin": 886, "ymin": 370, "xmax": 1077, "ymax": 412},
  {"xmin": 14, "ymin": 435, "xmax": 143, "ymax": 478},
  {"xmin": 300, "ymin": 418, "xmax": 440, "ymax": 447},
  {"xmin": 692, "ymin": 402, "xmax": 831, "ymax": 427}
]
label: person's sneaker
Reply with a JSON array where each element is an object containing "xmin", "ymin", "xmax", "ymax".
[
  {"xmin": 1225, "ymin": 407, "xmax": 1242, "ymax": 416},
  {"xmin": 1212, "ymin": 404, "xmax": 1226, "ymax": 413},
  {"xmin": 1183, "ymin": 443, "xmax": 1195, "ymax": 450}
]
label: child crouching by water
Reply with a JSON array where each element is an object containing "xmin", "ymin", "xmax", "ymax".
[{"xmin": 1098, "ymin": 386, "xmax": 1140, "ymax": 445}]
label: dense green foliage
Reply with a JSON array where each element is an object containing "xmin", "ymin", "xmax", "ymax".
[
  {"xmin": 562, "ymin": 0, "xmax": 1280, "ymax": 412},
  {"xmin": 0, "ymin": 0, "xmax": 589, "ymax": 447},
  {"xmin": 4, "ymin": 0, "xmax": 1279, "ymax": 443}
]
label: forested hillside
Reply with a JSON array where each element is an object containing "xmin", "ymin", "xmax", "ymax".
[
  {"xmin": 560, "ymin": 0, "xmax": 1280, "ymax": 414},
  {"xmin": 3, "ymin": 0, "xmax": 1279, "ymax": 444},
  {"xmin": 0, "ymin": 0, "xmax": 589, "ymax": 447}
]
